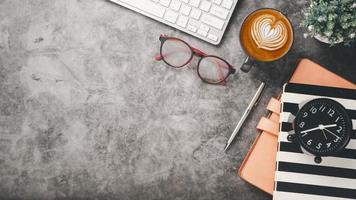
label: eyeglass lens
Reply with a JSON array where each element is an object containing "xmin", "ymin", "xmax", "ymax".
[
  {"xmin": 161, "ymin": 39, "xmax": 192, "ymax": 67},
  {"xmin": 198, "ymin": 56, "xmax": 230, "ymax": 84}
]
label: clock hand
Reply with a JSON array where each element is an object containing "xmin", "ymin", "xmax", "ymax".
[
  {"xmin": 321, "ymin": 129, "xmax": 328, "ymax": 140},
  {"xmin": 322, "ymin": 124, "xmax": 337, "ymax": 129},
  {"xmin": 300, "ymin": 126, "xmax": 321, "ymax": 134},
  {"xmin": 324, "ymin": 128, "xmax": 340, "ymax": 139},
  {"xmin": 300, "ymin": 124, "xmax": 337, "ymax": 134}
]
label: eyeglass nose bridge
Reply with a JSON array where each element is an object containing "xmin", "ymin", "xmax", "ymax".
[{"xmin": 191, "ymin": 47, "xmax": 207, "ymax": 57}]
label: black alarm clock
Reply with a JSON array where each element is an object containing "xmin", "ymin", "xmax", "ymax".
[{"xmin": 291, "ymin": 98, "xmax": 352, "ymax": 160}]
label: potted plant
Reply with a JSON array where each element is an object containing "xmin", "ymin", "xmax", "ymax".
[{"xmin": 301, "ymin": 0, "xmax": 356, "ymax": 45}]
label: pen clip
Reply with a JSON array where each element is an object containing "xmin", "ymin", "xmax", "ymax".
[{"xmin": 254, "ymin": 83, "xmax": 266, "ymax": 107}]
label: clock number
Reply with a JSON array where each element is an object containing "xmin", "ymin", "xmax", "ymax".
[
  {"xmin": 316, "ymin": 143, "xmax": 322, "ymax": 149},
  {"xmin": 299, "ymin": 122, "xmax": 305, "ymax": 128},
  {"xmin": 335, "ymin": 117, "xmax": 340, "ymax": 122},
  {"xmin": 326, "ymin": 143, "xmax": 332, "ymax": 148},
  {"xmin": 307, "ymin": 139, "xmax": 312, "ymax": 146},
  {"xmin": 337, "ymin": 126, "xmax": 342, "ymax": 133},
  {"xmin": 303, "ymin": 112, "xmax": 308, "ymax": 118},
  {"xmin": 327, "ymin": 109, "xmax": 335, "ymax": 117},
  {"xmin": 319, "ymin": 105, "xmax": 326, "ymax": 112},
  {"xmin": 334, "ymin": 137, "xmax": 340, "ymax": 142},
  {"xmin": 310, "ymin": 107, "xmax": 317, "ymax": 114}
]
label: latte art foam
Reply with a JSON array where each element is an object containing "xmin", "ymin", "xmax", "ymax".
[{"xmin": 251, "ymin": 14, "xmax": 288, "ymax": 51}]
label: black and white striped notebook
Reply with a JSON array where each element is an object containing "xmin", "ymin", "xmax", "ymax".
[{"xmin": 273, "ymin": 83, "xmax": 356, "ymax": 200}]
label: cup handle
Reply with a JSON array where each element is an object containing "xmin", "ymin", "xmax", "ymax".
[{"xmin": 240, "ymin": 56, "xmax": 254, "ymax": 73}]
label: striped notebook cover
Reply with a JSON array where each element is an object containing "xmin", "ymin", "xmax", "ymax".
[{"xmin": 273, "ymin": 83, "xmax": 356, "ymax": 200}]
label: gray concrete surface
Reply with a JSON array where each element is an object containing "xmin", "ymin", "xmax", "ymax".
[{"xmin": 0, "ymin": 0, "xmax": 355, "ymax": 199}]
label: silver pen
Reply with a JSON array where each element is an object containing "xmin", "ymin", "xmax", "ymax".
[{"xmin": 224, "ymin": 82, "xmax": 266, "ymax": 152}]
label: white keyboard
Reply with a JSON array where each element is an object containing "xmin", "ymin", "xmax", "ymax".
[{"xmin": 108, "ymin": 0, "xmax": 238, "ymax": 45}]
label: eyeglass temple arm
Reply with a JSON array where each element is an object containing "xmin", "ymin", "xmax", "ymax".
[{"xmin": 155, "ymin": 54, "xmax": 163, "ymax": 61}]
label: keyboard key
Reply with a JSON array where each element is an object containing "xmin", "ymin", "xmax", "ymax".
[
  {"xmin": 181, "ymin": 4, "xmax": 191, "ymax": 15},
  {"xmin": 200, "ymin": 1, "xmax": 211, "ymax": 12},
  {"xmin": 190, "ymin": 8, "xmax": 202, "ymax": 20},
  {"xmin": 187, "ymin": 24, "xmax": 198, "ymax": 32},
  {"xmin": 201, "ymin": 13, "xmax": 224, "ymax": 30},
  {"xmin": 200, "ymin": 24, "xmax": 210, "ymax": 32},
  {"xmin": 160, "ymin": 0, "xmax": 171, "ymax": 7},
  {"xmin": 116, "ymin": 0, "xmax": 166, "ymax": 18},
  {"xmin": 212, "ymin": 0, "xmax": 222, "ymax": 5},
  {"xmin": 177, "ymin": 15, "xmax": 189, "ymax": 27},
  {"xmin": 207, "ymin": 33, "xmax": 218, "ymax": 41},
  {"xmin": 164, "ymin": 10, "xmax": 178, "ymax": 23},
  {"xmin": 222, "ymin": 0, "xmax": 233, "ymax": 9},
  {"xmin": 197, "ymin": 29, "xmax": 208, "ymax": 37},
  {"xmin": 210, "ymin": 5, "xmax": 229, "ymax": 19},
  {"xmin": 189, "ymin": 0, "xmax": 201, "ymax": 7},
  {"xmin": 170, "ymin": 0, "xmax": 181, "ymax": 11}
]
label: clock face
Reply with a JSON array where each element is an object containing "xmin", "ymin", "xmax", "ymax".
[{"xmin": 294, "ymin": 98, "xmax": 352, "ymax": 156}]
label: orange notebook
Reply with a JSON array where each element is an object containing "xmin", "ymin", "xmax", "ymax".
[{"xmin": 238, "ymin": 59, "xmax": 356, "ymax": 195}]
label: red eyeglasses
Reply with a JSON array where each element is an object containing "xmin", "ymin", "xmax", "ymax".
[{"xmin": 155, "ymin": 35, "xmax": 236, "ymax": 85}]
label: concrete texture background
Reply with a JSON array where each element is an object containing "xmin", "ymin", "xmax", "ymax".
[{"xmin": 0, "ymin": 0, "xmax": 355, "ymax": 199}]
